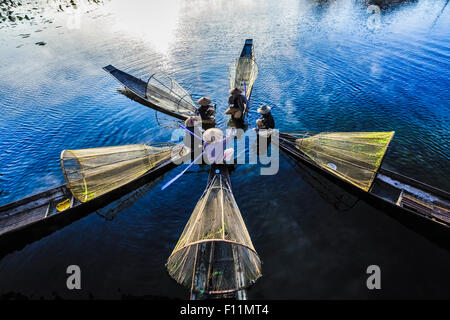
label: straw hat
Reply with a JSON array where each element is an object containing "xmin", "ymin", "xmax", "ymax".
[
  {"xmin": 229, "ymin": 88, "xmax": 242, "ymax": 95},
  {"xmin": 197, "ymin": 97, "xmax": 212, "ymax": 106},
  {"xmin": 203, "ymin": 128, "xmax": 223, "ymax": 143},
  {"xmin": 184, "ymin": 116, "xmax": 202, "ymax": 127},
  {"xmin": 257, "ymin": 104, "xmax": 271, "ymax": 114}
]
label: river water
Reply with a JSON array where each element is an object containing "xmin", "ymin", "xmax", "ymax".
[{"xmin": 0, "ymin": 0, "xmax": 449, "ymax": 299}]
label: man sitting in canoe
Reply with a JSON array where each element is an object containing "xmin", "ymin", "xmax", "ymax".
[
  {"xmin": 256, "ymin": 104, "xmax": 275, "ymax": 130},
  {"xmin": 226, "ymin": 88, "xmax": 246, "ymax": 120},
  {"xmin": 184, "ymin": 97, "xmax": 215, "ymax": 131},
  {"xmin": 196, "ymin": 97, "xmax": 216, "ymax": 125},
  {"xmin": 203, "ymin": 128, "xmax": 234, "ymax": 165}
]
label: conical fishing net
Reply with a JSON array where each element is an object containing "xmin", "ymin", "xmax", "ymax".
[
  {"xmin": 146, "ymin": 73, "xmax": 197, "ymax": 117},
  {"xmin": 279, "ymin": 132, "xmax": 394, "ymax": 192},
  {"xmin": 61, "ymin": 143, "xmax": 183, "ymax": 202},
  {"xmin": 166, "ymin": 170, "xmax": 261, "ymax": 294},
  {"xmin": 229, "ymin": 57, "xmax": 258, "ymax": 101}
]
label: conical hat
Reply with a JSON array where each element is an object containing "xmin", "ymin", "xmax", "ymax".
[{"xmin": 197, "ymin": 97, "xmax": 212, "ymax": 106}]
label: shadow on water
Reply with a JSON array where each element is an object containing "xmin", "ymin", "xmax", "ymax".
[
  {"xmin": 0, "ymin": 0, "xmax": 449, "ymax": 299},
  {"xmin": 282, "ymin": 152, "xmax": 450, "ymax": 253}
]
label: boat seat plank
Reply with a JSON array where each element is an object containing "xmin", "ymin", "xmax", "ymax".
[{"xmin": 399, "ymin": 192, "xmax": 450, "ymax": 223}]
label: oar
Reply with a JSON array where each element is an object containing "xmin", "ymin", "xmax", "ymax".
[
  {"xmin": 161, "ymin": 130, "xmax": 237, "ymax": 190},
  {"xmin": 179, "ymin": 124, "xmax": 203, "ymax": 140},
  {"xmin": 162, "ymin": 121, "xmax": 243, "ymax": 191},
  {"xmin": 161, "ymin": 151, "xmax": 205, "ymax": 191},
  {"xmin": 430, "ymin": 0, "xmax": 449, "ymax": 29},
  {"xmin": 243, "ymin": 81, "xmax": 249, "ymax": 119}
]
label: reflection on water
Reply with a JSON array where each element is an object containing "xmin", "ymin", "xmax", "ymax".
[{"xmin": 0, "ymin": 0, "xmax": 449, "ymax": 299}]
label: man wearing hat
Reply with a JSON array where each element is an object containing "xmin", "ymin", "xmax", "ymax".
[
  {"xmin": 196, "ymin": 97, "xmax": 216, "ymax": 125},
  {"xmin": 226, "ymin": 87, "xmax": 246, "ymax": 120},
  {"xmin": 256, "ymin": 104, "xmax": 275, "ymax": 129}
]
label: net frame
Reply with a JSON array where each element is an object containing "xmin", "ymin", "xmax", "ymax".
[
  {"xmin": 278, "ymin": 131, "xmax": 395, "ymax": 192},
  {"xmin": 61, "ymin": 143, "xmax": 185, "ymax": 203},
  {"xmin": 166, "ymin": 170, "xmax": 262, "ymax": 294},
  {"xmin": 146, "ymin": 73, "xmax": 197, "ymax": 117}
]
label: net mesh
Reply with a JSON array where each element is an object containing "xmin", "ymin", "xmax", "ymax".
[
  {"xmin": 61, "ymin": 143, "xmax": 182, "ymax": 202},
  {"xmin": 229, "ymin": 57, "xmax": 258, "ymax": 101},
  {"xmin": 286, "ymin": 132, "xmax": 394, "ymax": 191},
  {"xmin": 146, "ymin": 73, "xmax": 196, "ymax": 117},
  {"xmin": 166, "ymin": 171, "xmax": 261, "ymax": 294}
]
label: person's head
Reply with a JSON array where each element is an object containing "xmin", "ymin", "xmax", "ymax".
[
  {"xmin": 203, "ymin": 128, "xmax": 223, "ymax": 144},
  {"xmin": 257, "ymin": 104, "xmax": 271, "ymax": 115},
  {"xmin": 197, "ymin": 97, "xmax": 212, "ymax": 107},
  {"xmin": 229, "ymin": 88, "xmax": 242, "ymax": 96}
]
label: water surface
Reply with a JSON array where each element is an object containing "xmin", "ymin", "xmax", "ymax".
[{"xmin": 0, "ymin": 0, "xmax": 449, "ymax": 299}]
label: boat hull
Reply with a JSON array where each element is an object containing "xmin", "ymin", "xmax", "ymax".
[
  {"xmin": 229, "ymin": 39, "xmax": 257, "ymax": 126},
  {"xmin": 278, "ymin": 133, "xmax": 450, "ymax": 250},
  {"xmin": 0, "ymin": 153, "xmax": 190, "ymax": 257},
  {"xmin": 189, "ymin": 164, "xmax": 249, "ymax": 300}
]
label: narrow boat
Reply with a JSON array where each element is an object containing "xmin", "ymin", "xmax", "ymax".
[
  {"xmin": 166, "ymin": 164, "xmax": 262, "ymax": 300},
  {"xmin": 277, "ymin": 132, "xmax": 450, "ymax": 239},
  {"xmin": 229, "ymin": 39, "xmax": 258, "ymax": 124},
  {"xmin": 0, "ymin": 143, "xmax": 190, "ymax": 256},
  {"xmin": 103, "ymin": 65, "xmax": 197, "ymax": 121}
]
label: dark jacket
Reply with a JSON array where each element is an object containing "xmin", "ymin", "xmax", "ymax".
[
  {"xmin": 197, "ymin": 105, "xmax": 212, "ymax": 120},
  {"xmin": 258, "ymin": 112, "xmax": 275, "ymax": 129},
  {"xmin": 228, "ymin": 94, "xmax": 246, "ymax": 113}
]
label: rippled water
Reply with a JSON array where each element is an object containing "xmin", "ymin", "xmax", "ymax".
[{"xmin": 0, "ymin": 0, "xmax": 449, "ymax": 299}]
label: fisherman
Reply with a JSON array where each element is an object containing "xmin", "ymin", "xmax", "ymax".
[
  {"xmin": 184, "ymin": 97, "xmax": 215, "ymax": 136},
  {"xmin": 256, "ymin": 104, "xmax": 275, "ymax": 130},
  {"xmin": 196, "ymin": 97, "xmax": 216, "ymax": 125},
  {"xmin": 203, "ymin": 128, "xmax": 233, "ymax": 164},
  {"xmin": 225, "ymin": 88, "xmax": 246, "ymax": 120}
]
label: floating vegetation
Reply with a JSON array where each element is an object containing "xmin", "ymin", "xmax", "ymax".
[
  {"xmin": 35, "ymin": 40, "xmax": 45, "ymax": 45},
  {"xmin": 0, "ymin": 0, "xmax": 107, "ymax": 28}
]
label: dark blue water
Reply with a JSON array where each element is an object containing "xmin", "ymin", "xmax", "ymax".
[{"xmin": 0, "ymin": 0, "xmax": 449, "ymax": 299}]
